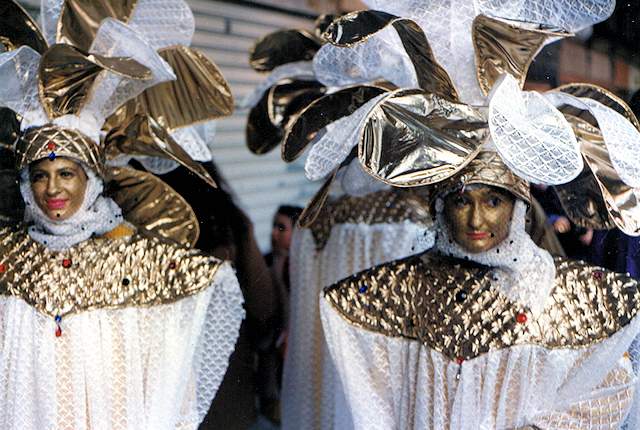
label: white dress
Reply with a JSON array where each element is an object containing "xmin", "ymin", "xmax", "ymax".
[
  {"xmin": 281, "ymin": 188, "xmax": 435, "ymax": 430},
  {"xmin": 0, "ymin": 225, "xmax": 244, "ymax": 430}
]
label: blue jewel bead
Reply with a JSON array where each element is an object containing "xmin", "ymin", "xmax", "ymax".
[
  {"xmin": 55, "ymin": 314, "xmax": 62, "ymax": 323},
  {"xmin": 358, "ymin": 285, "xmax": 367, "ymax": 293},
  {"xmin": 48, "ymin": 152, "xmax": 56, "ymax": 161}
]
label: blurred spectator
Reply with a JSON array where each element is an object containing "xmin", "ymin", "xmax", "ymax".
[{"xmin": 258, "ymin": 205, "xmax": 302, "ymax": 425}]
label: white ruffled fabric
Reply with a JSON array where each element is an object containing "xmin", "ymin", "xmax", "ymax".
[
  {"xmin": 282, "ymin": 188, "xmax": 434, "ymax": 430},
  {"xmin": 0, "ymin": 262, "xmax": 244, "ymax": 430},
  {"xmin": 320, "ymin": 199, "xmax": 640, "ymax": 429}
]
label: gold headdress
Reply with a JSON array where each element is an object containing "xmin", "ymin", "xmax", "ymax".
[
  {"xmin": 0, "ymin": 0, "xmax": 234, "ymax": 246},
  {"xmin": 245, "ymin": 1, "xmax": 640, "ymax": 234}
]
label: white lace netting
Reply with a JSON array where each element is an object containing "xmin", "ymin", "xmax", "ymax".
[
  {"xmin": 313, "ymin": 26, "xmax": 418, "ymax": 90},
  {"xmin": 282, "ymin": 191, "xmax": 435, "ymax": 430},
  {"xmin": 0, "ymin": 262, "xmax": 244, "ymax": 430},
  {"xmin": 337, "ymin": 159, "xmax": 389, "ymax": 197},
  {"xmin": 488, "ymin": 74, "xmax": 583, "ymax": 185},
  {"xmin": 86, "ymin": 19, "xmax": 175, "ymax": 128}
]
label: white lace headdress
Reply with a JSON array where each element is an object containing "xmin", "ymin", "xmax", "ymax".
[{"xmin": 259, "ymin": 0, "xmax": 640, "ymax": 235}]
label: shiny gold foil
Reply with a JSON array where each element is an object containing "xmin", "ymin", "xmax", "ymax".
[
  {"xmin": 106, "ymin": 167, "xmax": 199, "ymax": 248},
  {"xmin": 472, "ymin": 15, "xmax": 568, "ymax": 96},
  {"xmin": 0, "ymin": 0, "xmax": 47, "ymax": 53},
  {"xmin": 0, "ymin": 224, "xmax": 221, "ymax": 318},
  {"xmin": 323, "ymin": 10, "xmax": 459, "ymax": 102},
  {"xmin": 436, "ymin": 151, "xmax": 531, "ymax": 203},
  {"xmin": 282, "ymin": 84, "xmax": 389, "ymax": 162},
  {"xmin": 106, "ymin": 46, "xmax": 233, "ymax": 132},
  {"xmin": 554, "ymin": 116, "xmax": 640, "ymax": 235},
  {"xmin": 16, "ymin": 124, "xmax": 105, "ymax": 176},
  {"xmin": 308, "ymin": 188, "xmax": 430, "ymax": 250},
  {"xmin": 246, "ymin": 78, "xmax": 325, "ymax": 155},
  {"xmin": 249, "ymin": 29, "xmax": 322, "ymax": 72},
  {"xmin": 104, "ymin": 114, "xmax": 216, "ymax": 188},
  {"xmin": 39, "ymin": 44, "xmax": 151, "ymax": 119},
  {"xmin": 298, "ymin": 169, "xmax": 338, "ymax": 228},
  {"xmin": 324, "ymin": 251, "xmax": 640, "ymax": 361},
  {"xmin": 57, "ymin": 0, "xmax": 138, "ymax": 52},
  {"xmin": 359, "ymin": 89, "xmax": 488, "ymax": 187}
]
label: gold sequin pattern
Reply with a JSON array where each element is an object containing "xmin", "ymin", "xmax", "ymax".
[
  {"xmin": 324, "ymin": 252, "xmax": 640, "ymax": 361},
  {"xmin": 0, "ymin": 225, "xmax": 222, "ymax": 318},
  {"xmin": 308, "ymin": 189, "xmax": 431, "ymax": 251}
]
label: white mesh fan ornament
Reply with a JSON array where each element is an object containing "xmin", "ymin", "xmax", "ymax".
[
  {"xmin": 488, "ymin": 73, "xmax": 583, "ymax": 185},
  {"xmin": 312, "ymin": 25, "xmax": 418, "ymax": 90},
  {"xmin": 546, "ymin": 91, "xmax": 640, "ymax": 188}
]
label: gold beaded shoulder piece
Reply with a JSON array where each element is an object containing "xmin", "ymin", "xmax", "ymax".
[
  {"xmin": 0, "ymin": 225, "xmax": 222, "ymax": 319},
  {"xmin": 324, "ymin": 252, "xmax": 640, "ymax": 362}
]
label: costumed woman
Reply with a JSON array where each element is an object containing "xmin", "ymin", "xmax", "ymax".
[
  {"xmin": 244, "ymin": 18, "xmax": 435, "ymax": 429},
  {"xmin": 0, "ymin": 1, "xmax": 244, "ymax": 429},
  {"xmin": 306, "ymin": 0, "xmax": 640, "ymax": 428}
]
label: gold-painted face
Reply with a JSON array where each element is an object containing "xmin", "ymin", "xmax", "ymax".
[
  {"xmin": 444, "ymin": 185, "xmax": 515, "ymax": 253},
  {"xmin": 29, "ymin": 157, "xmax": 88, "ymax": 221}
]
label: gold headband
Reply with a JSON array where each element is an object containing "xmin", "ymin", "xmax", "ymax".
[{"xmin": 15, "ymin": 124, "xmax": 104, "ymax": 176}]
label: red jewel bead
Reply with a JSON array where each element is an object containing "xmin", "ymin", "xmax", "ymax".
[
  {"xmin": 55, "ymin": 326, "xmax": 62, "ymax": 337},
  {"xmin": 593, "ymin": 270, "xmax": 604, "ymax": 280},
  {"xmin": 169, "ymin": 261, "xmax": 177, "ymax": 270},
  {"xmin": 456, "ymin": 356, "xmax": 464, "ymax": 365},
  {"xmin": 0, "ymin": 263, "xmax": 5, "ymax": 273},
  {"xmin": 47, "ymin": 142, "xmax": 56, "ymax": 151},
  {"xmin": 516, "ymin": 312, "xmax": 528, "ymax": 324},
  {"xmin": 62, "ymin": 258, "xmax": 72, "ymax": 268}
]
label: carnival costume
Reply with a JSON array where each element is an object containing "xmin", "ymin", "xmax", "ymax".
[
  {"xmin": 244, "ymin": 20, "xmax": 435, "ymax": 430},
  {"xmin": 0, "ymin": 1, "xmax": 243, "ymax": 429},
  {"xmin": 280, "ymin": 0, "xmax": 640, "ymax": 428}
]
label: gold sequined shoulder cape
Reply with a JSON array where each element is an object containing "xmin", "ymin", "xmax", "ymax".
[
  {"xmin": 0, "ymin": 224, "xmax": 223, "ymax": 318},
  {"xmin": 324, "ymin": 251, "xmax": 640, "ymax": 361}
]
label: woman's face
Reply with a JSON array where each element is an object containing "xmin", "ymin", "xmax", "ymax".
[
  {"xmin": 443, "ymin": 185, "xmax": 515, "ymax": 253},
  {"xmin": 271, "ymin": 213, "xmax": 294, "ymax": 253},
  {"xmin": 29, "ymin": 157, "xmax": 88, "ymax": 221}
]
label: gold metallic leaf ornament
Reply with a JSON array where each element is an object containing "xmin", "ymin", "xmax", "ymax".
[
  {"xmin": 39, "ymin": 44, "xmax": 151, "ymax": 119},
  {"xmin": 472, "ymin": 15, "xmax": 569, "ymax": 95},
  {"xmin": 106, "ymin": 46, "xmax": 234, "ymax": 132},
  {"xmin": 359, "ymin": 89, "xmax": 488, "ymax": 187},
  {"xmin": 106, "ymin": 167, "xmax": 200, "ymax": 247},
  {"xmin": 0, "ymin": 0, "xmax": 48, "ymax": 53},
  {"xmin": 104, "ymin": 114, "xmax": 216, "ymax": 188},
  {"xmin": 282, "ymin": 84, "xmax": 390, "ymax": 162},
  {"xmin": 323, "ymin": 10, "xmax": 459, "ymax": 102},
  {"xmin": 249, "ymin": 29, "xmax": 322, "ymax": 72},
  {"xmin": 246, "ymin": 79, "xmax": 326, "ymax": 154},
  {"xmin": 57, "ymin": 0, "xmax": 138, "ymax": 52}
]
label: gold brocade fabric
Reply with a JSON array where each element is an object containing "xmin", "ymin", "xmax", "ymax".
[
  {"xmin": 308, "ymin": 189, "xmax": 431, "ymax": 251},
  {"xmin": 324, "ymin": 252, "xmax": 640, "ymax": 361},
  {"xmin": 0, "ymin": 225, "xmax": 222, "ymax": 318}
]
